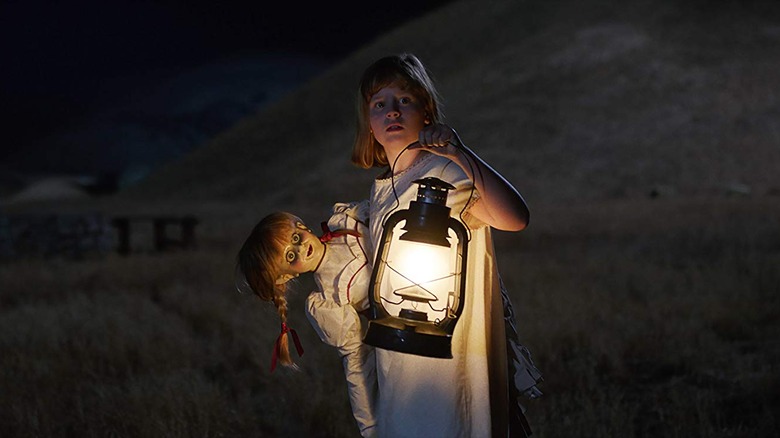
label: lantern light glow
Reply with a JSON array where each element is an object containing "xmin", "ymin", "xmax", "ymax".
[{"xmin": 384, "ymin": 227, "xmax": 457, "ymax": 318}]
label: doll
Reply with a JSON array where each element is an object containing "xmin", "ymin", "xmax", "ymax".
[{"xmin": 236, "ymin": 201, "xmax": 376, "ymax": 437}]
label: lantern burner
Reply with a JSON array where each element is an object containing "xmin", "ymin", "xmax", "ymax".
[{"xmin": 399, "ymin": 309, "xmax": 428, "ymax": 321}]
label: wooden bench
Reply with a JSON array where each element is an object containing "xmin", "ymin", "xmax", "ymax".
[{"xmin": 111, "ymin": 215, "xmax": 198, "ymax": 255}]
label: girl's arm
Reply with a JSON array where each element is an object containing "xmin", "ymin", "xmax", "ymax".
[{"xmin": 414, "ymin": 124, "xmax": 529, "ymax": 232}]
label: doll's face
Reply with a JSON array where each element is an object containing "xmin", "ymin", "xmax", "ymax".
[
  {"xmin": 368, "ymin": 84, "xmax": 428, "ymax": 151},
  {"xmin": 275, "ymin": 217, "xmax": 325, "ymax": 284}
]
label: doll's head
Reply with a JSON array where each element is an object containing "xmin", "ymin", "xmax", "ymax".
[
  {"xmin": 236, "ymin": 211, "xmax": 325, "ymax": 370},
  {"xmin": 237, "ymin": 212, "xmax": 326, "ymax": 297},
  {"xmin": 237, "ymin": 212, "xmax": 294, "ymax": 301},
  {"xmin": 351, "ymin": 53, "xmax": 445, "ymax": 168}
]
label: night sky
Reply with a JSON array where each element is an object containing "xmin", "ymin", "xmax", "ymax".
[{"xmin": 2, "ymin": 0, "xmax": 452, "ymax": 175}]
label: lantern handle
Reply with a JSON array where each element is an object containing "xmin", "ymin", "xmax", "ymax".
[
  {"xmin": 381, "ymin": 141, "xmax": 420, "ymax": 228},
  {"xmin": 383, "ymin": 139, "xmax": 478, "ymax": 243}
]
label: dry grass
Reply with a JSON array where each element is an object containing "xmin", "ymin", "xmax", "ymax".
[
  {"xmin": 2, "ymin": 196, "xmax": 778, "ymax": 437},
  {"xmin": 496, "ymin": 197, "xmax": 780, "ymax": 437},
  {"xmin": 0, "ymin": 245, "xmax": 356, "ymax": 437}
]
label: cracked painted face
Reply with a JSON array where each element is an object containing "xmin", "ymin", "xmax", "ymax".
[{"xmin": 275, "ymin": 217, "xmax": 325, "ymax": 284}]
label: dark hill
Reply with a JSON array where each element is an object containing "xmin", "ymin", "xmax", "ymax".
[{"xmin": 122, "ymin": 0, "xmax": 780, "ymax": 217}]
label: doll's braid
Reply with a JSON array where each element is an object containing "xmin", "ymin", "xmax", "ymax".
[{"xmin": 271, "ymin": 290, "xmax": 296, "ymax": 368}]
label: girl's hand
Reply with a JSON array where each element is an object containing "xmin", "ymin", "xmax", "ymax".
[
  {"xmin": 409, "ymin": 124, "xmax": 462, "ymax": 159},
  {"xmin": 412, "ymin": 123, "xmax": 530, "ymax": 231}
]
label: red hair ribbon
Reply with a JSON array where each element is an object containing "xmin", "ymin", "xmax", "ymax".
[
  {"xmin": 270, "ymin": 322, "xmax": 304, "ymax": 373},
  {"xmin": 319, "ymin": 221, "xmax": 361, "ymax": 243}
]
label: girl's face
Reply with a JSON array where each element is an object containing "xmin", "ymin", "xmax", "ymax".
[
  {"xmin": 368, "ymin": 84, "xmax": 428, "ymax": 151},
  {"xmin": 275, "ymin": 218, "xmax": 325, "ymax": 284}
]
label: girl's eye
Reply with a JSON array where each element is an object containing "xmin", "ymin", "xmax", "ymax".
[
  {"xmin": 374, "ymin": 101, "xmax": 384, "ymax": 109},
  {"xmin": 400, "ymin": 97, "xmax": 411, "ymax": 104},
  {"xmin": 292, "ymin": 233, "xmax": 301, "ymax": 244},
  {"xmin": 286, "ymin": 251, "xmax": 296, "ymax": 263}
]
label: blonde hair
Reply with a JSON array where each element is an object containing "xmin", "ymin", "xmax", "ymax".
[
  {"xmin": 351, "ymin": 53, "xmax": 444, "ymax": 169},
  {"xmin": 236, "ymin": 211, "xmax": 299, "ymax": 369}
]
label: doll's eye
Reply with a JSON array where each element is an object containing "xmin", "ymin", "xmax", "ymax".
[
  {"xmin": 285, "ymin": 251, "xmax": 296, "ymax": 263},
  {"xmin": 291, "ymin": 233, "xmax": 301, "ymax": 244}
]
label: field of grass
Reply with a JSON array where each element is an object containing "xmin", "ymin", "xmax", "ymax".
[
  {"xmin": 505, "ymin": 197, "xmax": 780, "ymax": 437},
  {"xmin": 2, "ymin": 196, "xmax": 777, "ymax": 437}
]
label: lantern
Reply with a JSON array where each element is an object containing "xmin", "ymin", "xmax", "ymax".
[{"xmin": 364, "ymin": 177, "xmax": 469, "ymax": 358}]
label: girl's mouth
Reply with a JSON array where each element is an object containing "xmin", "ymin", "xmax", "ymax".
[{"xmin": 386, "ymin": 125, "xmax": 403, "ymax": 132}]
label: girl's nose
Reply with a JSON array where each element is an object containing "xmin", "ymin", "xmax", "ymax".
[{"xmin": 386, "ymin": 101, "xmax": 400, "ymax": 117}]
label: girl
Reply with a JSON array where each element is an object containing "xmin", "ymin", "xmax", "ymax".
[
  {"xmin": 352, "ymin": 53, "xmax": 542, "ymax": 437},
  {"xmin": 236, "ymin": 201, "xmax": 377, "ymax": 438}
]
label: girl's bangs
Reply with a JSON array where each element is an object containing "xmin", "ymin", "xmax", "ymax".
[{"xmin": 363, "ymin": 70, "xmax": 421, "ymax": 101}]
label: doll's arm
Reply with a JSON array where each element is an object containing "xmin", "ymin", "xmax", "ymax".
[
  {"xmin": 304, "ymin": 291, "xmax": 363, "ymax": 350},
  {"xmin": 305, "ymin": 291, "xmax": 377, "ymax": 436},
  {"xmin": 331, "ymin": 200, "xmax": 370, "ymax": 226}
]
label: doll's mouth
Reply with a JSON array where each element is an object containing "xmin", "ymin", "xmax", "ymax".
[{"xmin": 307, "ymin": 244, "xmax": 313, "ymax": 257}]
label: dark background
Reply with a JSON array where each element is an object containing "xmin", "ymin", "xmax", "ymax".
[{"xmin": 1, "ymin": 0, "xmax": 452, "ymax": 177}]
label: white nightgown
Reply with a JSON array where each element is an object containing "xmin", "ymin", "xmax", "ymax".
[{"xmin": 368, "ymin": 152, "xmax": 511, "ymax": 438}]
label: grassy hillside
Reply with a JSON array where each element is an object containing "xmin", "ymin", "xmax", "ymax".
[{"xmin": 123, "ymin": 0, "xmax": 780, "ymax": 213}]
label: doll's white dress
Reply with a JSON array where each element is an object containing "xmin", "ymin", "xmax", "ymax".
[
  {"xmin": 368, "ymin": 152, "xmax": 541, "ymax": 438},
  {"xmin": 306, "ymin": 201, "xmax": 377, "ymax": 438}
]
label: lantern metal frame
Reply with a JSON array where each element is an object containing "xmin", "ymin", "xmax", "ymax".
[{"xmin": 364, "ymin": 176, "xmax": 469, "ymax": 359}]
